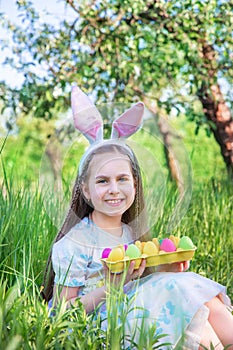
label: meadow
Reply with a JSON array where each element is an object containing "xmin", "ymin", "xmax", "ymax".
[{"xmin": 0, "ymin": 116, "xmax": 232, "ymax": 349}]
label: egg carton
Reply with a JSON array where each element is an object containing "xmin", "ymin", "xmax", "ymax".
[{"xmin": 100, "ymin": 248, "xmax": 196, "ymax": 273}]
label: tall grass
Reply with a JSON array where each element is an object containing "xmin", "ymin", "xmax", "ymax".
[
  {"xmin": 0, "ymin": 173, "xmax": 56, "ymax": 289},
  {"xmin": 154, "ymin": 179, "xmax": 233, "ymax": 298},
  {"xmin": 1, "ymin": 172, "xmax": 232, "ymax": 348},
  {"xmin": 0, "ymin": 279, "xmax": 105, "ymax": 349},
  {"xmin": 1, "ymin": 134, "xmax": 233, "ymax": 348}
]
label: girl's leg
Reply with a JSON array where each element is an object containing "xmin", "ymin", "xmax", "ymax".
[
  {"xmin": 206, "ymin": 296, "xmax": 233, "ymax": 349},
  {"xmin": 199, "ymin": 321, "xmax": 223, "ymax": 350}
]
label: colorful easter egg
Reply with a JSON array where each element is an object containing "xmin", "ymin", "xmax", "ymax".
[
  {"xmin": 169, "ymin": 235, "xmax": 180, "ymax": 248},
  {"xmin": 107, "ymin": 247, "xmax": 125, "ymax": 261},
  {"xmin": 135, "ymin": 240, "xmax": 142, "ymax": 252},
  {"xmin": 143, "ymin": 241, "xmax": 159, "ymax": 255},
  {"xmin": 152, "ymin": 237, "xmax": 160, "ymax": 250},
  {"xmin": 160, "ymin": 238, "xmax": 176, "ymax": 252},
  {"xmin": 178, "ymin": 236, "xmax": 195, "ymax": 250},
  {"xmin": 101, "ymin": 248, "xmax": 112, "ymax": 259},
  {"xmin": 125, "ymin": 244, "xmax": 141, "ymax": 259}
]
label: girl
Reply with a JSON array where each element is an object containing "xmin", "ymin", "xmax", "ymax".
[{"xmin": 42, "ymin": 86, "xmax": 233, "ymax": 349}]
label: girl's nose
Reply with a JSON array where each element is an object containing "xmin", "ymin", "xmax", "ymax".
[{"xmin": 108, "ymin": 180, "xmax": 119, "ymax": 194}]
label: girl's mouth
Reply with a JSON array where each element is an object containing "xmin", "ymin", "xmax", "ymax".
[{"xmin": 105, "ymin": 199, "xmax": 123, "ymax": 205}]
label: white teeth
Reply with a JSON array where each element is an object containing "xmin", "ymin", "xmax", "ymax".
[{"xmin": 106, "ymin": 199, "xmax": 121, "ymax": 204}]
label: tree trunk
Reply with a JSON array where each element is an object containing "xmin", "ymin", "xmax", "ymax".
[
  {"xmin": 198, "ymin": 83, "xmax": 233, "ymax": 176},
  {"xmin": 143, "ymin": 98, "xmax": 186, "ymax": 192},
  {"xmin": 45, "ymin": 140, "xmax": 62, "ymax": 182},
  {"xmin": 197, "ymin": 41, "xmax": 233, "ymax": 176}
]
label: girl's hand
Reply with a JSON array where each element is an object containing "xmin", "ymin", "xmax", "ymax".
[
  {"xmin": 103, "ymin": 259, "xmax": 146, "ymax": 288},
  {"xmin": 156, "ymin": 260, "xmax": 190, "ymax": 273},
  {"xmin": 125, "ymin": 259, "xmax": 146, "ymax": 284}
]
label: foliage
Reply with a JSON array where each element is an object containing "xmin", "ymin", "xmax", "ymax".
[
  {"xmin": 0, "ymin": 0, "xmax": 232, "ymax": 130},
  {"xmin": 0, "ymin": 280, "xmax": 105, "ymax": 349},
  {"xmin": 103, "ymin": 277, "xmax": 170, "ymax": 349},
  {"xmin": 1, "ymin": 130, "xmax": 233, "ymax": 346},
  {"xmin": 0, "ymin": 115, "xmax": 56, "ymax": 185},
  {"xmin": 0, "ymin": 112, "xmax": 226, "ymax": 187},
  {"xmin": 0, "ymin": 171, "xmax": 233, "ymax": 347}
]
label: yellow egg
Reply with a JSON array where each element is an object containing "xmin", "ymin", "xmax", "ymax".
[
  {"xmin": 143, "ymin": 241, "xmax": 159, "ymax": 255},
  {"xmin": 135, "ymin": 240, "xmax": 142, "ymax": 252},
  {"xmin": 117, "ymin": 244, "xmax": 125, "ymax": 254},
  {"xmin": 107, "ymin": 247, "xmax": 124, "ymax": 261},
  {"xmin": 152, "ymin": 237, "xmax": 160, "ymax": 250},
  {"xmin": 169, "ymin": 235, "xmax": 180, "ymax": 248}
]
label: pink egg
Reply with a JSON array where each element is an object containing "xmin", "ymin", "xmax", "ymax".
[
  {"xmin": 160, "ymin": 238, "xmax": 176, "ymax": 252},
  {"xmin": 101, "ymin": 248, "xmax": 112, "ymax": 259},
  {"xmin": 124, "ymin": 244, "xmax": 128, "ymax": 251}
]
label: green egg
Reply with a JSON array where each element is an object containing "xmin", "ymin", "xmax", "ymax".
[
  {"xmin": 178, "ymin": 236, "xmax": 195, "ymax": 250},
  {"xmin": 125, "ymin": 244, "xmax": 141, "ymax": 258}
]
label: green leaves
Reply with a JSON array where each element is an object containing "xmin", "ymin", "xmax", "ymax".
[
  {"xmin": 1, "ymin": 0, "xmax": 233, "ymax": 115},
  {"xmin": 0, "ymin": 0, "xmax": 233, "ymax": 172}
]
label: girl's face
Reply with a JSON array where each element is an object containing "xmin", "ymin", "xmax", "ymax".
[{"xmin": 82, "ymin": 152, "xmax": 136, "ymax": 220}]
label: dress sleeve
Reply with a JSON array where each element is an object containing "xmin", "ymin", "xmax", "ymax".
[{"xmin": 52, "ymin": 229, "xmax": 92, "ymax": 288}]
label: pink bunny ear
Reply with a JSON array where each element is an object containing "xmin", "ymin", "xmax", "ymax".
[
  {"xmin": 71, "ymin": 86, "xmax": 103, "ymax": 143},
  {"xmin": 111, "ymin": 102, "xmax": 144, "ymax": 139}
]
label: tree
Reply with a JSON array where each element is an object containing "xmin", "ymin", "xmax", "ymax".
[{"xmin": 0, "ymin": 0, "xmax": 233, "ymax": 175}]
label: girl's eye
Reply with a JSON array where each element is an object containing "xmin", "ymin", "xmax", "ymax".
[
  {"xmin": 119, "ymin": 177, "xmax": 128, "ymax": 182},
  {"xmin": 96, "ymin": 179, "xmax": 107, "ymax": 184}
]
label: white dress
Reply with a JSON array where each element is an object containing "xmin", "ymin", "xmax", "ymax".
[{"xmin": 52, "ymin": 217, "xmax": 232, "ymax": 349}]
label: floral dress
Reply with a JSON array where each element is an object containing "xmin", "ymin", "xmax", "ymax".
[{"xmin": 52, "ymin": 217, "xmax": 231, "ymax": 349}]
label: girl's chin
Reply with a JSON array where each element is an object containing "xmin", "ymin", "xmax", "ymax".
[
  {"xmin": 103, "ymin": 209, "xmax": 125, "ymax": 217},
  {"xmin": 99, "ymin": 207, "xmax": 127, "ymax": 217}
]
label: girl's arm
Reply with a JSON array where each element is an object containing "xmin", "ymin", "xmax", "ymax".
[
  {"xmin": 53, "ymin": 260, "xmax": 146, "ymax": 313},
  {"xmin": 53, "ymin": 284, "xmax": 107, "ymax": 313}
]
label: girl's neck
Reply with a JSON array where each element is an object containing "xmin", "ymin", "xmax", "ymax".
[{"xmin": 90, "ymin": 211, "xmax": 123, "ymax": 237}]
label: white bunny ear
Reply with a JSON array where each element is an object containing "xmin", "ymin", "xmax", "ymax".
[
  {"xmin": 71, "ymin": 86, "xmax": 103, "ymax": 143},
  {"xmin": 111, "ymin": 102, "xmax": 144, "ymax": 139}
]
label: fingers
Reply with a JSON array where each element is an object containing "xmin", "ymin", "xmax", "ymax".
[
  {"xmin": 129, "ymin": 259, "xmax": 146, "ymax": 281},
  {"xmin": 105, "ymin": 259, "xmax": 147, "ymax": 287},
  {"xmin": 173, "ymin": 262, "xmax": 188, "ymax": 272},
  {"xmin": 137, "ymin": 258, "xmax": 146, "ymax": 276},
  {"xmin": 177, "ymin": 261, "xmax": 190, "ymax": 272},
  {"xmin": 176, "ymin": 262, "xmax": 184, "ymax": 272},
  {"xmin": 127, "ymin": 260, "xmax": 136, "ymax": 275},
  {"xmin": 183, "ymin": 260, "xmax": 190, "ymax": 271}
]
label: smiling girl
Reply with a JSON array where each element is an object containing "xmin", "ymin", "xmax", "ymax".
[{"xmin": 42, "ymin": 86, "xmax": 233, "ymax": 349}]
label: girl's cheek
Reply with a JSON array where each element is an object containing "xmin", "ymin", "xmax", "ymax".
[
  {"xmin": 126, "ymin": 185, "xmax": 136, "ymax": 194},
  {"xmin": 94, "ymin": 187, "xmax": 105, "ymax": 198}
]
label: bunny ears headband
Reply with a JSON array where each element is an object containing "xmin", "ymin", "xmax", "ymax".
[{"xmin": 71, "ymin": 86, "xmax": 145, "ymax": 173}]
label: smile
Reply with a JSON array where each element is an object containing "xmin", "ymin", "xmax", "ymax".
[{"xmin": 105, "ymin": 199, "xmax": 123, "ymax": 204}]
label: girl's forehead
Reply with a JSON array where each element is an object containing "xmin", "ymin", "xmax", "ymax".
[{"xmin": 89, "ymin": 152, "xmax": 132, "ymax": 174}]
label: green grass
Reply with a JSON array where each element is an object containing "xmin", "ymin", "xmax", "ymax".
[
  {"xmin": 1, "ymin": 118, "xmax": 233, "ymax": 348},
  {"xmin": 159, "ymin": 180, "xmax": 233, "ymax": 295},
  {"xmin": 1, "ymin": 173, "xmax": 232, "ymax": 348}
]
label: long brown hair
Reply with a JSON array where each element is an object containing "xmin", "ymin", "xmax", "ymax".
[{"xmin": 41, "ymin": 142, "xmax": 150, "ymax": 301}]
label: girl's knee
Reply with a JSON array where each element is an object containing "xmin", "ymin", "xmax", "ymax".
[{"xmin": 199, "ymin": 321, "xmax": 223, "ymax": 350}]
